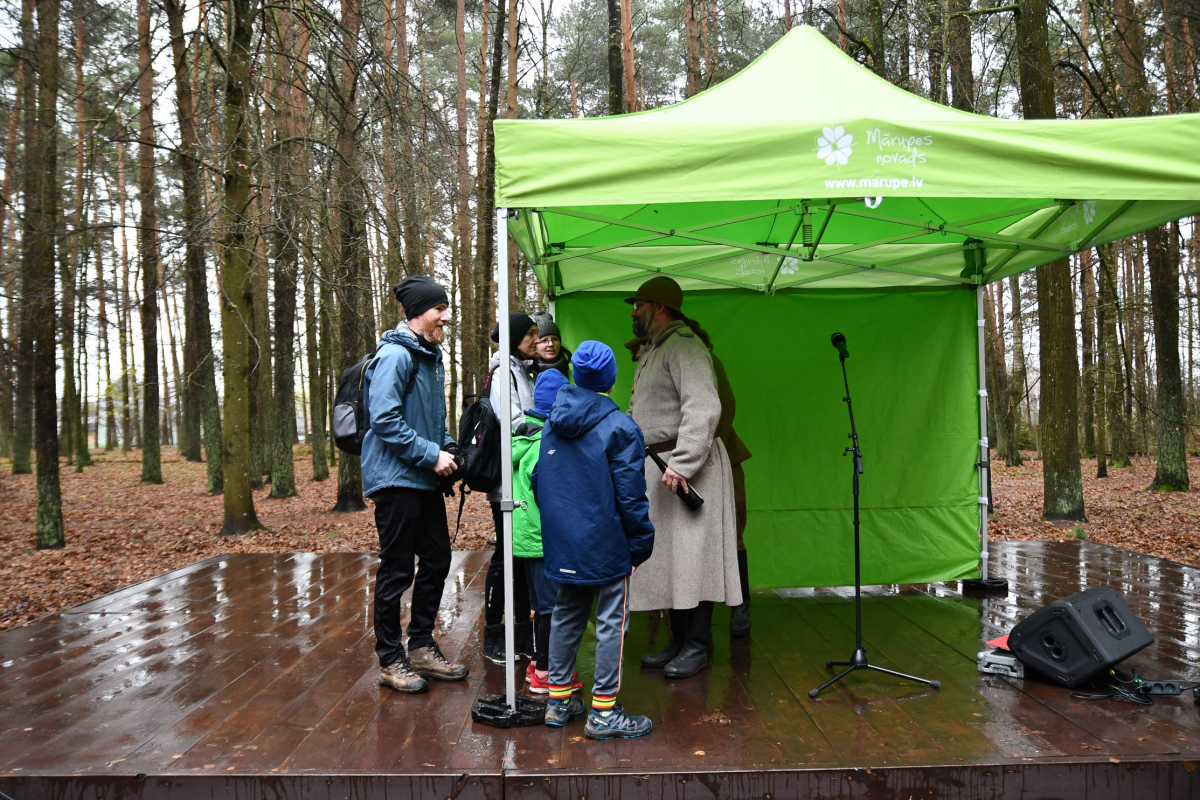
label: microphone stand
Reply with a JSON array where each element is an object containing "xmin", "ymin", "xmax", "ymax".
[{"xmin": 809, "ymin": 345, "xmax": 940, "ymax": 698}]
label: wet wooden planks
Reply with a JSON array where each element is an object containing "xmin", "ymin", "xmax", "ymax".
[{"xmin": 0, "ymin": 540, "xmax": 1198, "ymax": 800}]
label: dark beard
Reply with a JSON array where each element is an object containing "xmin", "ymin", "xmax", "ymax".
[{"xmin": 632, "ymin": 315, "xmax": 650, "ymax": 339}]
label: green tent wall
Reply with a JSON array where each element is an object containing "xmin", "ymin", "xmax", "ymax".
[{"xmin": 557, "ymin": 288, "xmax": 981, "ymax": 588}]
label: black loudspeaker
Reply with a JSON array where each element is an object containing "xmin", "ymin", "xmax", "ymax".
[{"xmin": 1008, "ymin": 585, "xmax": 1153, "ymax": 688}]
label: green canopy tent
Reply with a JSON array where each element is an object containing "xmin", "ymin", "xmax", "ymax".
[{"xmin": 482, "ymin": 25, "xmax": 1200, "ymax": 707}]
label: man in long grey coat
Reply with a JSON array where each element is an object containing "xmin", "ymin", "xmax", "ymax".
[{"xmin": 625, "ymin": 277, "xmax": 742, "ymax": 679}]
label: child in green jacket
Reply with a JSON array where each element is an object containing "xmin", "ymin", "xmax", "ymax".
[{"xmin": 514, "ymin": 369, "xmax": 580, "ymax": 693}]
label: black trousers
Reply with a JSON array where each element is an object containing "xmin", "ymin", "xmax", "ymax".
[
  {"xmin": 485, "ymin": 501, "xmax": 532, "ymax": 626},
  {"xmin": 372, "ymin": 486, "xmax": 452, "ymax": 668}
]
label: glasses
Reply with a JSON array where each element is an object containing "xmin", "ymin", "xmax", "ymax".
[{"xmin": 632, "ymin": 300, "xmax": 652, "ymax": 311}]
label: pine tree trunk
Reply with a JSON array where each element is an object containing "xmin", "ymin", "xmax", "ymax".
[
  {"xmin": 684, "ymin": 0, "xmax": 702, "ymax": 97},
  {"xmin": 162, "ymin": 0, "xmax": 203, "ymax": 463},
  {"xmin": 1080, "ymin": 251, "xmax": 1097, "ymax": 457},
  {"xmin": 606, "ymin": 0, "xmax": 623, "ymax": 113},
  {"xmin": 1006, "ymin": 275, "xmax": 1025, "ymax": 466},
  {"xmin": 868, "ymin": 0, "xmax": 886, "ymax": 77},
  {"xmin": 621, "ymin": 0, "xmax": 637, "ymax": 110},
  {"xmin": 67, "ymin": 13, "xmax": 88, "ymax": 469},
  {"xmin": 474, "ymin": 0, "xmax": 505, "ymax": 393},
  {"xmin": 946, "ymin": 0, "xmax": 972, "ymax": 110},
  {"xmin": 1016, "ymin": 0, "xmax": 1083, "ymax": 520},
  {"xmin": 269, "ymin": 3, "xmax": 303, "ymax": 499},
  {"xmin": 219, "ymin": 0, "xmax": 263, "ymax": 535},
  {"xmin": 115, "ymin": 121, "xmax": 132, "ymax": 452},
  {"xmin": 98, "ymin": 193, "xmax": 115, "ymax": 450},
  {"xmin": 1146, "ymin": 226, "xmax": 1191, "ymax": 488},
  {"xmin": 396, "ymin": 0, "xmax": 421, "ymax": 275},
  {"xmin": 333, "ymin": 0, "xmax": 368, "ymax": 513},
  {"xmin": 455, "ymin": 0, "xmax": 476, "ymax": 402},
  {"xmin": 0, "ymin": 45, "xmax": 25, "ymax": 461},
  {"xmin": 1098, "ymin": 244, "xmax": 1131, "ymax": 466},
  {"xmin": 1095, "ymin": 255, "xmax": 1108, "ymax": 477},
  {"xmin": 30, "ymin": 0, "xmax": 63, "ymax": 548},
  {"xmin": 305, "ymin": 256, "xmax": 327, "ymax": 480},
  {"xmin": 136, "ymin": 0, "xmax": 162, "ymax": 483}
]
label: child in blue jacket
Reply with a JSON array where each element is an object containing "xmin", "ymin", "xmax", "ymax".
[{"xmin": 532, "ymin": 341, "xmax": 655, "ymax": 739}]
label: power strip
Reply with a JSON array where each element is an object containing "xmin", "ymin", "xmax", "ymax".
[{"xmin": 1136, "ymin": 681, "xmax": 1183, "ymax": 696}]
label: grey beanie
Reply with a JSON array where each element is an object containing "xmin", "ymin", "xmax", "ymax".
[{"xmin": 531, "ymin": 311, "xmax": 560, "ymax": 339}]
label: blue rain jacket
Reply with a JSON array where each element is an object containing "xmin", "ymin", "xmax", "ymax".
[
  {"xmin": 532, "ymin": 384, "xmax": 654, "ymax": 585},
  {"xmin": 361, "ymin": 323, "xmax": 455, "ymax": 496}
]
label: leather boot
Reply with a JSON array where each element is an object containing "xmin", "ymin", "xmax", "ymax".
[
  {"xmin": 730, "ymin": 550, "xmax": 751, "ymax": 638},
  {"xmin": 664, "ymin": 602, "xmax": 713, "ymax": 679},
  {"xmin": 640, "ymin": 609, "xmax": 687, "ymax": 668}
]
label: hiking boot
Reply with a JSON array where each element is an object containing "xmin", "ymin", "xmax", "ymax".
[
  {"xmin": 379, "ymin": 658, "xmax": 428, "ymax": 694},
  {"xmin": 730, "ymin": 602, "xmax": 751, "ymax": 638},
  {"xmin": 409, "ymin": 642, "xmax": 469, "ymax": 682},
  {"xmin": 515, "ymin": 621, "xmax": 534, "ymax": 660},
  {"xmin": 526, "ymin": 663, "xmax": 583, "ymax": 694},
  {"xmin": 584, "ymin": 704, "xmax": 653, "ymax": 740},
  {"xmin": 482, "ymin": 623, "xmax": 507, "ymax": 665},
  {"xmin": 544, "ymin": 695, "xmax": 586, "ymax": 727},
  {"xmin": 641, "ymin": 609, "xmax": 687, "ymax": 668}
]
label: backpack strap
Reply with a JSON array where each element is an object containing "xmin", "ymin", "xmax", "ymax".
[
  {"xmin": 452, "ymin": 485, "xmax": 470, "ymax": 544},
  {"xmin": 403, "ymin": 355, "xmax": 420, "ymax": 399}
]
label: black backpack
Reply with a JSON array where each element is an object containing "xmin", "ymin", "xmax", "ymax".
[
  {"xmin": 454, "ymin": 366, "xmax": 501, "ymax": 493},
  {"xmin": 332, "ymin": 351, "xmax": 419, "ymax": 456}
]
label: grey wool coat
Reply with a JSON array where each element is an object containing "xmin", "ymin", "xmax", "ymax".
[{"xmin": 627, "ymin": 320, "xmax": 743, "ymax": 612}]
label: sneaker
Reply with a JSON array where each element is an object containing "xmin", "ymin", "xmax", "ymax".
[
  {"xmin": 482, "ymin": 624, "xmax": 507, "ymax": 665},
  {"xmin": 543, "ymin": 696, "xmax": 585, "ymax": 727},
  {"xmin": 408, "ymin": 642, "xmax": 469, "ymax": 682},
  {"xmin": 526, "ymin": 664, "xmax": 583, "ymax": 694},
  {"xmin": 584, "ymin": 703, "xmax": 653, "ymax": 740},
  {"xmin": 515, "ymin": 621, "xmax": 534, "ymax": 659},
  {"xmin": 379, "ymin": 658, "xmax": 428, "ymax": 694}
]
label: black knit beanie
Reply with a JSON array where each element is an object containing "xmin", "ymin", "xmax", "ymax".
[
  {"xmin": 490, "ymin": 313, "xmax": 536, "ymax": 353},
  {"xmin": 393, "ymin": 276, "xmax": 449, "ymax": 320}
]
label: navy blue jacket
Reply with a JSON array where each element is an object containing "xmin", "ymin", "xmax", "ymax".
[
  {"xmin": 533, "ymin": 384, "xmax": 654, "ymax": 585},
  {"xmin": 361, "ymin": 323, "xmax": 455, "ymax": 496}
]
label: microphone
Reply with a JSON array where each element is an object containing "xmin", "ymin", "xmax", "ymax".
[{"xmin": 830, "ymin": 332, "xmax": 849, "ymax": 360}]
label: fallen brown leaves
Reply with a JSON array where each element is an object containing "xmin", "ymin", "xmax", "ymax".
[
  {"xmin": 989, "ymin": 452, "xmax": 1200, "ymax": 567},
  {"xmin": 0, "ymin": 448, "xmax": 495, "ymax": 632},
  {"xmin": 0, "ymin": 448, "xmax": 1195, "ymax": 634}
]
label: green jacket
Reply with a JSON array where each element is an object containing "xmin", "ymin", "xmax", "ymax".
[{"xmin": 512, "ymin": 413, "xmax": 546, "ymax": 558}]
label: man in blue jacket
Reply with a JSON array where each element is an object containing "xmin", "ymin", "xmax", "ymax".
[
  {"xmin": 362, "ymin": 276, "xmax": 466, "ymax": 694},
  {"xmin": 533, "ymin": 341, "xmax": 655, "ymax": 739}
]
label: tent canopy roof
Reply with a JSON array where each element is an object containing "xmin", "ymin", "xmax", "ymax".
[{"xmin": 494, "ymin": 26, "xmax": 1200, "ymax": 294}]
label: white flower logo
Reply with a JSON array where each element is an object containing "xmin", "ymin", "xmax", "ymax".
[
  {"xmin": 817, "ymin": 125, "xmax": 854, "ymax": 166},
  {"xmin": 1082, "ymin": 200, "xmax": 1096, "ymax": 225},
  {"xmin": 779, "ymin": 257, "xmax": 799, "ymax": 275}
]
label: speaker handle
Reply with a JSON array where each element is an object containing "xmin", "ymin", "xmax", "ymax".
[{"xmin": 1094, "ymin": 602, "xmax": 1130, "ymax": 640}]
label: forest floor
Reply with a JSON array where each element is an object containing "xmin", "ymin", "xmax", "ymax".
[{"xmin": 0, "ymin": 447, "xmax": 1197, "ymax": 632}]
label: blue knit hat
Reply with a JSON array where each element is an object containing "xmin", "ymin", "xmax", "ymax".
[
  {"xmin": 572, "ymin": 340, "xmax": 617, "ymax": 393},
  {"xmin": 532, "ymin": 369, "xmax": 569, "ymax": 418}
]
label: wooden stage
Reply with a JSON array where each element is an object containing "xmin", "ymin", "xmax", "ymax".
[{"xmin": 1, "ymin": 540, "xmax": 1198, "ymax": 799}]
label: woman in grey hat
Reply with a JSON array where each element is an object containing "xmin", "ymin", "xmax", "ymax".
[{"xmin": 530, "ymin": 311, "xmax": 572, "ymax": 380}]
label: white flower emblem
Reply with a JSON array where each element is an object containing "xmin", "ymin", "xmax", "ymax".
[
  {"xmin": 779, "ymin": 257, "xmax": 799, "ymax": 275},
  {"xmin": 1082, "ymin": 200, "xmax": 1096, "ymax": 225},
  {"xmin": 817, "ymin": 125, "xmax": 854, "ymax": 166}
]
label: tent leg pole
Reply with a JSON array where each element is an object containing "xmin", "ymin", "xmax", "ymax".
[
  {"xmin": 977, "ymin": 285, "xmax": 989, "ymax": 582},
  {"xmin": 497, "ymin": 208, "xmax": 517, "ymax": 712},
  {"xmin": 964, "ymin": 285, "xmax": 1007, "ymax": 595}
]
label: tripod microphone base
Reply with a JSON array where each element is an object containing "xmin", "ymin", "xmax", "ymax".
[{"xmin": 809, "ymin": 648, "xmax": 940, "ymax": 698}]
